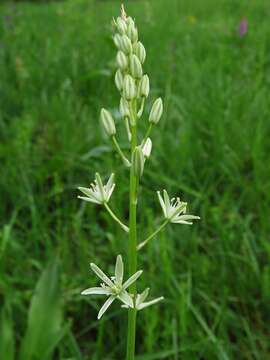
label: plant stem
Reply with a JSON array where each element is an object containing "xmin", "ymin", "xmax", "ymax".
[
  {"xmin": 112, "ymin": 136, "xmax": 131, "ymax": 167},
  {"xmin": 104, "ymin": 203, "xmax": 129, "ymax": 233},
  {"xmin": 126, "ymin": 101, "xmax": 138, "ymax": 360},
  {"xmin": 137, "ymin": 219, "xmax": 169, "ymax": 250},
  {"xmin": 142, "ymin": 123, "xmax": 153, "ymax": 145}
]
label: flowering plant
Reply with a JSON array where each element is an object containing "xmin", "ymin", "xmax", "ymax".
[{"xmin": 78, "ymin": 5, "xmax": 199, "ymax": 359}]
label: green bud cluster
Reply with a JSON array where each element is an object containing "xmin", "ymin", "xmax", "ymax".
[{"xmin": 112, "ymin": 13, "xmax": 163, "ymax": 134}]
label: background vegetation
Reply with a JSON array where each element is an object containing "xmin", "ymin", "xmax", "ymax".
[{"xmin": 1, "ymin": 0, "xmax": 270, "ymax": 359}]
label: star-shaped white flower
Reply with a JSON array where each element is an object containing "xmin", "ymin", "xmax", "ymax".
[
  {"xmin": 81, "ymin": 255, "xmax": 142, "ymax": 319},
  {"xmin": 122, "ymin": 288, "xmax": 164, "ymax": 311},
  {"xmin": 157, "ymin": 190, "xmax": 200, "ymax": 224},
  {"xmin": 78, "ymin": 173, "xmax": 115, "ymax": 205}
]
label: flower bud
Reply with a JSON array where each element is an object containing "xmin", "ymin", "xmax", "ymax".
[
  {"xmin": 126, "ymin": 17, "xmax": 135, "ymax": 28},
  {"xmin": 133, "ymin": 42, "xmax": 146, "ymax": 64},
  {"xmin": 113, "ymin": 34, "xmax": 122, "ymax": 49},
  {"xmin": 132, "ymin": 146, "xmax": 144, "ymax": 177},
  {"xmin": 127, "ymin": 23, "xmax": 138, "ymax": 43},
  {"xmin": 141, "ymin": 138, "xmax": 152, "ymax": 159},
  {"xmin": 123, "ymin": 75, "xmax": 136, "ymax": 101},
  {"xmin": 120, "ymin": 35, "xmax": 132, "ymax": 54},
  {"xmin": 115, "ymin": 69, "xmax": 124, "ymax": 91},
  {"xmin": 100, "ymin": 108, "xmax": 116, "ymax": 137},
  {"xmin": 130, "ymin": 54, "xmax": 143, "ymax": 79},
  {"xmin": 149, "ymin": 98, "xmax": 163, "ymax": 124},
  {"xmin": 119, "ymin": 98, "xmax": 130, "ymax": 118},
  {"xmin": 116, "ymin": 51, "xmax": 128, "ymax": 70},
  {"xmin": 138, "ymin": 75, "xmax": 150, "ymax": 98},
  {"xmin": 116, "ymin": 17, "xmax": 127, "ymax": 34}
]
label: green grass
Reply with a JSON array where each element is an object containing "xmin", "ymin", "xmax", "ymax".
[{"xmin": 1, "ymin": 0, "xmax": 270, "ymax": 359}]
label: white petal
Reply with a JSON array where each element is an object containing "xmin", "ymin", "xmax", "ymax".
[
  {"xmin": 123, "ymin": 270, "xmax": 143, "ymax": 290},
  {"xmin": 136, "ymin": 288, "xmax": 149, "ymax": 307},
  {"xmin": 157, "ymin": 191, "xmax": 167, "ymax": 217},
  {"xmin": 118, "ymin": 291, "xmax": 134, "ymax": 307},
  {"xmin": 95, "ymin": 173, "xmax": 106, "ymax": 201},
  {"xmin": 97, "ymin": 296, "xmax": 115, "ymax": 319},
  {"xmin": 106, "ymin": 183, "xmax": 115, "ymax": 202},
  {"xmin": 105, "ymin": 173, "xmax": 115, "ymax": 192},
  {"xmin": 171, "ymin": 218, "xmax": 193, "ymax": 225},
  {"xmin": 163, "ymin": 190, "xmax": 171, "ymax": 215},
  {"xmin": 77, "ymin": 196, "xmax": 101, "ymax": 205},
  {"xmin": 81, "ymin": 287, "xmax": 111, "ymax": 295},
  {"xmin": 176, "ymin": 215, "xmax": 200, "ymax": 221},
  {"xmin": 90, "ymin": 263, "xmax": 114, "ymax": 287},
  {"xmin": 115, "ymin": 255, "xmax": 124, "ymax": 285},
  {"xmin": 137, "ymin": 296, "xmax": 164, "ymax": 311}
]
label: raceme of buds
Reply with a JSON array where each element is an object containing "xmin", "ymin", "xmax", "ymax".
[
  {"xmin": 100, "ymin": 108, "xmax": 116, "ymax": 137},
  {"xmin": 120, "ymin": 97, "xmax": 130, "ymax": 118},
  {"xmin": 138, "ymin": 75, "xmax": 150, "ymax": 98},
  {"xmin": 116, "ymin": 51, "xmax": 128, "ymax": 70},
  {"xmin": 115, "ymin": 69, "xmax": 124, "ymax": 91},
  {"xmin": 149, "ymin": 98, "xmax": 163, "ymax": 124},
  {"xmin": 123, "ymin": 74, "xmax": 136, "ymax": 100},
  {"xmin": 130, "ymin": 54, "xmax": 143, "ymax": 79},
  {"xmin": 120, "ymin": 34, "xmax": 133, "ymax": 54},
  {"xmin": 133, "ymin": 42, "xmax": 146, "ymax": 64},
  {"xmin": 116, "ymin": 16, "xmax": 127, "ymax": 34},
  {"xmin": 132, "ymin": 146, "xmax": 144, "ymax": 177}
]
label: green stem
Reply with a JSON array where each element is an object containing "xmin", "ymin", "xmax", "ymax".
[
  {"xmin": 126, "ymin": 100, "xmax": 138, "ymax": 360},
  {"xmin": 137, "ymin": 219, "xmax": 169, "ymax": 250},
  {"xmin": 104, "ymin": 203, "xmax": 129, "ymax": 233},
  {"xmin": 142, "ymin": 123, "xmax": 153, "ymax": 145},
  {"xmin": 112, "ymin": 136, "xmax": 131, "ymax": 167}
]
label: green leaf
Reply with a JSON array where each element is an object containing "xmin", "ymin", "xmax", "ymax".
[
  {"xmin": 19, "ymin": 258, "xmax": 65, "ymax": 360},
  {"xmin": 0, "ymin": 305, "xmax": 14, "ymax": 360}
]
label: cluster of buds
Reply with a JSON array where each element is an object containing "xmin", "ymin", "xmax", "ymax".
[{"xmin": 100, "ymin": 7, "xmax": 163, "ymax": 176}]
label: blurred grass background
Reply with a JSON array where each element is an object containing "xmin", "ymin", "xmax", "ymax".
[{"xmin": 1, "ymin": 0, "xmax": 270, "ymax": 359}]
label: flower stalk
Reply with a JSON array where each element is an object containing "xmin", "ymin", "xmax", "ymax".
[{"xmin": 127, "ymin": 102, "xmax": 138, "ymax": 360}]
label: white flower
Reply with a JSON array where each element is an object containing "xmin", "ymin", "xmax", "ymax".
[
  {"xmin": 81, "ymin": 255, "xmax": 143, "ymax": 319},
  {"xmin": 122, "ymin": 288, "xmax": 164, "ymax": 311},
  {"xmin": 78, "ymin": 173, "xmax": 115, "ymax": 205},
  {"xmin": 157, "ymin": 190, "xmax": 200, "ymax": 224}
]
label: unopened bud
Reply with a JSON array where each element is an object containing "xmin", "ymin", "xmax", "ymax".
[
  {"xmin": 133, "ymin": 42, "xmax": 146, "ymax": 64},
  {"xmin": 116, "ymin": 17, "xmax": 127, "ymax": 34},
  {"xmin": 132, "ymin": 146, "xmax": 144, "ymax": 177},
  {"xmin": 123, "ymin": 75, "xmax": 136, "ymax": 100},
  {"xmin": 116, "ymin": 51, "xmax": 128, "ymax": 70},
  {"xmin": 120, "ymin": 35, "xmax": 132, "ymax": 54},
  {"xmin": 130, "ymin": 54, "xmax": 143, "ymax": 79},
  {"xmin": 100, "ymin": 108, "xmax": 116, "ymax": 137},
  {"xmin": 141, "ymin": 138, "xmax": 152, "ymax": 159},
  {"xmin": 126, "ymin": 17, "xmax": 135, "ymax": 28},
  {"xmin": 115, "ymin": 69, "xmax": 124, "ymax": 91},
  {"xmin": 138, "ymin": 75, "xmax": 150, "ymax": 98},
  {"xmin": 127, "ymin": 23, "xmax": 138, "ymax": 43},
  {"xmin": 113, "ymin": 34, "xmax": 122, "ymax": 49},
  {"xmin": 119, "ymin": 98, "xmax": 130, "ymax": 118},
  {"xmin": 149, "ymin": 98, "xmax": 163, "ymax": 124}
]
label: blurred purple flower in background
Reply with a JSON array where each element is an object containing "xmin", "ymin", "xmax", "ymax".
[{"xmin": 238, "ymin": 17, "xmax": 248, "ymax": 37}]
